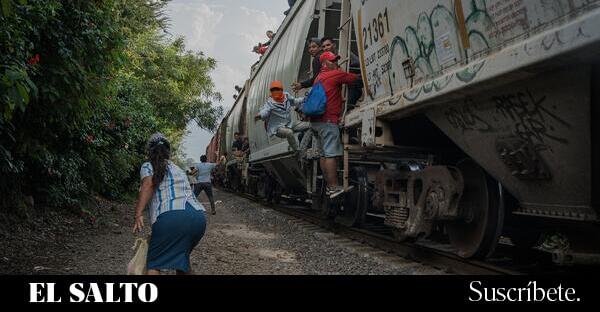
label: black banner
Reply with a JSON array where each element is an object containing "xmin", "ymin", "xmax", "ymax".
[{"xmin": 1, "ymin": 275, "xmax": 599, "ymax": 307}]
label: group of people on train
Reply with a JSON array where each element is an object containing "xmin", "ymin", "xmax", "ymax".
[
  {"xmin": 130, "ymin": 34, "xmax": 363, "ymax": 275},
  {"xmin": 255, "ymin": 36, "xmax": 362, "ymax": 198}
]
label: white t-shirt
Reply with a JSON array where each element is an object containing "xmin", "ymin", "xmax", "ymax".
[{"xmin": 195, "ymin": 162, "xmax": 217, "ymax": 183}]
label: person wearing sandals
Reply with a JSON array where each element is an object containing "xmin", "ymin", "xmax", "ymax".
[{"xmin": 133, "ymin": 133, "xmax": 207, "ymax": 275}]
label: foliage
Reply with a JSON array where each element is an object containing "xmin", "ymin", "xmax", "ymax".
[{"xmin": 0, "ymin": 0, "xmax": 222, "ymax": 211}]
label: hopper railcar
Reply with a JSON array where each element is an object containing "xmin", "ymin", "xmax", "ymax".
[{"xmin": 207, "ymin": 0, "xmax": 600, "ymax": 264}]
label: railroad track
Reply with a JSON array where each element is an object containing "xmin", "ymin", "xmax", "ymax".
[{"xmin": 222, "ymin": 189, "xmax": 548, "ymax": 275}]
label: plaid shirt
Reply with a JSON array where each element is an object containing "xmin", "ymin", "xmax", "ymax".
[{"xmin": 140, "ymin": 161, "xmax": 205, "ymax": 224}]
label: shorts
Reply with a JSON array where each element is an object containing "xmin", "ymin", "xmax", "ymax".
[{"xmin": 311, "ymin": 121, "xmax": 343, "ymax": 158}]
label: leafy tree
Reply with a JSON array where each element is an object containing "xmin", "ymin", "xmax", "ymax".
[{"xmin": 0, "ymin": 0, "xmax": 223, "ymax": 212}]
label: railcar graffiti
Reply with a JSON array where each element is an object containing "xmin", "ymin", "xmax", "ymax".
[
  {"xmin": 444, "ymin": 88, "xmax": 572, "ymax": 153},
  {"xmin": 493, "ymin": 89, "xmax": 571, "ymax": 150},
  {"xmin": 445, "ymin": 98, "xmax": 495, "ymax": 133},
  {"xmin": 387, "ymin": 1, "xmax": 495, "ymax": 100}
]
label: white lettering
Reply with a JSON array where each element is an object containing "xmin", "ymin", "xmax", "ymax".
[
  {"xmin": 138, "ymin": 283, "xmax": 158, "ymax": 303},
  {"xmin": 69, "ymin": 283, "xmax": 85, "ymax": 303},
  {"xmin": 469, "ymin": 281, "xmax": 483, "ymax": 302},
  {"xmin": 120, "ymin": 283, "xmax": 135, "ymax": 303},
  {"xmin": 46, "ymin": 283, "xmax": 61, "ymax": 303},
  {"xmin": 565, "ymin": 287, "xmax": 578, "ymax": 302},
  {"xmin": 467, "ymin": 281, "xmax": 580, "ymax": 303},
  {"xmin": 105, "ymin": 283, "xmax": 120, "ymax": 303},
  {"xmin": 86, "ymin": 283, "xmax": 104, "ymax": 303},
  {"xmin": 29, "ymin": 283, "xmax": 61, "ymax": 303},
  {"xmin": 29, "ymin": 283, "xmax": 45, "ymax": 303}
]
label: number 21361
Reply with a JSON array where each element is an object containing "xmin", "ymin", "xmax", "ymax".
[{"xmin": 362, "ymin": 7, "xmax": 390, "ymax": 50}]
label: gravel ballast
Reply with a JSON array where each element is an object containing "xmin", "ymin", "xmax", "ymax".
[{"xmin": 0, "ymin": 189, "xmax": 444, "ymax": 275}]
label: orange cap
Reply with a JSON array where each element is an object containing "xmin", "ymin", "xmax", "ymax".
[{"xmin": 269, "ymin": 81, "xmax": 284, "ymax": 91}]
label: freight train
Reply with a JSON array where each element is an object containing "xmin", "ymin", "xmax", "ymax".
[{"xmin": 206, "ymin": 0, "xmax": 600, "ymax": 264}]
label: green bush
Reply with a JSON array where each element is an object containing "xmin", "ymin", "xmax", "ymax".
[{"xmin": 0, "ymin": 0, "xmax": 223, "ymax": 212}]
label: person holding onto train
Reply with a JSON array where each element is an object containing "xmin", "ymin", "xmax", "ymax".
[
  {"xmin": 320, "ymin": 37, "xmax": 363, "ymax": 109},
  {"xmin": 133, "ymin": 133, "xmax": 206, "ymax": 275},
  {"xmin": 242, "ymin": 137, "xmax": 250, "ymax": 156},
  {"xmin": 254, "ymin": 81, "xmax": 308, "ymax": 154},
  {"xmin": 219, "ymin": 152, "xmax": 228, "ymax": 165},
  {"xmin": 253, "ymin": 44, "xmax": 268, "ymax": 55},
  {"xmin": 215, "ymin": 152, "xmax": 228, "ymax": 187},
  {"xmin": 232, "ymin": 132, "xmax": 244, "ymax": 157},
  {"xmin": 253, "ymin": 31, "xmax": 276, "ymax": 56},
  {"xmin": 311, "ymin": 51, "xmax": 360, "ymax": 198},
  {"xmin": 265, "ymin": 31, "xmax": 275, "ymax": 46},
  {"xmin": 292, "ymin": 38, "xmax": 323, "ymax": 92}
]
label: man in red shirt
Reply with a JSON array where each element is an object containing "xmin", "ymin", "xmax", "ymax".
[{"xmin": 311, "ymin": 51, "xmax": 360, "ymax": 198}]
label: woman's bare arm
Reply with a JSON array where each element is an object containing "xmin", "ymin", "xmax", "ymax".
[{"xmin": 133, "ymin": 176, "xmax": 154, "ymax": 232}]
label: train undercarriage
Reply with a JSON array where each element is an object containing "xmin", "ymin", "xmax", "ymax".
[
  {"xmin": 207, "ymin": 0, "xmax": 600, "ymax": 266},
  {"xmin": 218, "ymin": 63, "xmax": 600, "ymax": 265}
]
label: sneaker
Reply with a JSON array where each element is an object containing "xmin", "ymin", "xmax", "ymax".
[{"xmin": 326, "ymin": 186, "xmax": 345, "ymax": 199}]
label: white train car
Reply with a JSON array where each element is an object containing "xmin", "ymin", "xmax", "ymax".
[
  {"xmin": 212, "ymin": 0, "xmax": 347, "ymax": 194},
  {"xmin": 211, "ymin": 0, "xmax": 600, "ymax": 262},
  {"xmin": 343, "ymin": 0, "xmax": 600, "ymax": 260}
]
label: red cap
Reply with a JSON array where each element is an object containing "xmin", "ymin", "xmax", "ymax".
[{"xmin": 320, "ymin": 51, "xmax": 340, "ymax": 63}]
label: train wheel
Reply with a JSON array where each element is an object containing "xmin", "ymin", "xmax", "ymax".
[
  {"xmin": 318, "ymin": 196, "xmax": 337, "ymax": 220},
  {"xmin": 391, "ymin": 229, "xmax": 418, "ymax": 243},
  {"xmin": 272, "ymin": 183, "xmax": 282, "ymax": 205},
  {"xmin": 265, "ymin": 176, "xmax": 275, "ymax": 202},
  {"xmin": 337, "ymin": 167, "xmax": 369, "ymax": 227},
  {"xmin": 256, "ymin": 175, "xmax": 267, "ymax": 199},
  {"xmin": 446, "ymin": 159, "xmax": 505, "ymax": 259}
]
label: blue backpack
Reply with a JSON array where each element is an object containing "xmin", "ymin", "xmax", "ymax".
[{"xmin": 302, "ymin": 81, "xmax": 327, "ymax": 117}]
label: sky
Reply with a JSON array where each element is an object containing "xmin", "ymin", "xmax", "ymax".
[{"xmin": 165, "ymin": 0, "xmax": 289, "ymax": 161}]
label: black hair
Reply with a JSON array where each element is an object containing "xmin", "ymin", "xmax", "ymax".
[
  {"xmin": 308, "ymin": 38, "xmax": 321, "ymax": 45},
  {"xmin": 320, "ymin": 37, "xmax": 335, "ymax": 46},
  {"xmin": 148, "ymin": 138, "xmax": 171, "ymax": 187},
  {"xmin": 200, "ymin": 155, "xmax": 207, "ymax": 162},
  {"xmin": 234, "ymin": 132, "xmax": 240, "ymax": 136}
]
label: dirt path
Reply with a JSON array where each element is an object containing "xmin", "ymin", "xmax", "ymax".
[{"xmin": 0, "ymin": 190, "xmax": 442, "ymax": 275}]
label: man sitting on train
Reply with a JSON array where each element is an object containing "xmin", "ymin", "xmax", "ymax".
[
  {"xmin": 311, "ymin": 51, "xmax": 360, "ymax": 199},
  {"xmin": 264, "ymin": 31, "xmax": 275, "ymax": 46},
  {"xmin": 242, "ymin": 137, "xmax": 250, "ymax": 157},
  {"xmin": 254, "ymin": 81, "xmax": 308, "ymax": 155}
]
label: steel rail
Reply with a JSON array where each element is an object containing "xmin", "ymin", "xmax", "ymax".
[{"xmin": 222, "ymin": 189, "xmax": 522, "ymax": 275}]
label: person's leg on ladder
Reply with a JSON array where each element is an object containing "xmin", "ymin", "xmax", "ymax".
[{"xmin": 276, "ymin": 127, "xmax": 299, "ymax": 151}]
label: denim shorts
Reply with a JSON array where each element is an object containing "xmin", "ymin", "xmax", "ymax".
[{"xmin": 311, "ymin": 122, "xmax": 343, "ymax": 158}]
